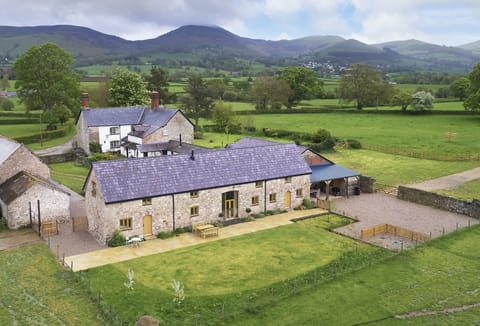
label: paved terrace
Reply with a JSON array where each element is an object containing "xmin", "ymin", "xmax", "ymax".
[{"xmin": 66, "ymin": 208, "xmax": 327, "ymax": 272}]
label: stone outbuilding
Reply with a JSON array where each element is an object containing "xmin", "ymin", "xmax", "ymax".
[
  {"xmin": 0, "ymin": 171, "xmax": 70, "ymax": 229},
  {"xmin": 84, "ymin": 141, "xmax": 312, "ymax": 243},
  {"xmin": 0, "ymin": 135, "xmax": 50, "ymax": 185}
]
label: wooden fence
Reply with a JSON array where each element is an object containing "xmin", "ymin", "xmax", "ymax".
[
  {"xmin": 360, "ymin": 224, "xmax": 431, "ymax": 243},
  {"xmin": 72, "ymin": 216, "xmax": 88, "ymax": 232},
  {"xmin": 40, "ymin": 221, "xmax": 58, "ymax": 238}
]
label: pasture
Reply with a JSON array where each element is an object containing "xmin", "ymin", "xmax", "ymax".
[
  {"xmin": 49, "ymin": 162, "xmax": 89, "ymax": 194},
  {"xmin": 0, "ymin": 243, "xmax": 107, "ymax": 325},
  {"xmin": 435, "ymin": 178, "xmax": 480, "ymax": 201},
  {"xmin": 85, "ymin": 215, "xmax": 388, "ymax": 324}
]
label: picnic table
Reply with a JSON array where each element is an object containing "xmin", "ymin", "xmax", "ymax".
[{"xmin": 192, "ymin": 222, "xmax": 219, "ymax": 239}]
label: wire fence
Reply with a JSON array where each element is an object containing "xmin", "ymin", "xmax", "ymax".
[{"xmin": 362, "ymin": 144, "xmax": 480, "ymax": 161}]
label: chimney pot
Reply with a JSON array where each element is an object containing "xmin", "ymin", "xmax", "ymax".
[
  {"xmin": 81, "ymin": 93, "xmax": 89, "ymax": 109},
  {"xmin": 150, "ymin": 91, "xmax": 160, "ymax": 110}
]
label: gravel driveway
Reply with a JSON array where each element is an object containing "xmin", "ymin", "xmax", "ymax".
[{"xmin": 332, "ymin": 193, "xmax": 478, "ymax": 247}]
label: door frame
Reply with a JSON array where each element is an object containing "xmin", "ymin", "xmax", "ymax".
[
  {"xmin": 143, "ymin": 215, "xmax": 152, "ymax": 236},
  {"xmin": 284, "ymin": 191, "xmax": 291, "ymax": 209}
]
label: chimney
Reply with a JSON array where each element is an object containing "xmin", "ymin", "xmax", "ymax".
[
  {"xmin": 190, "ymin": 150, "xmax": 195, "ymax": 160},
  {"xmin": 81, "ymin": 93, "xmax": 89, "ymax": 109},
  {"xmin": 150, "ymin": 91, "xmax": 160, "ymax": 110}
]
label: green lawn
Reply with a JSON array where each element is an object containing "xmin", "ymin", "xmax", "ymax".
[
  {"xmin": 0, "ymin": 123, "xmax": 48, "ymax": 138},
  {"xmin": 0, "ymin": 243, "xmax": 107, "ymax": 325},
  {"xmin": 234, "ymin": 225, "xmax": 480, "ymax": 325},
  {"xmin": 49, "ymin": 162, "xmax": 90, "ymax": 194},
  {"xmin": 85, "ymin": 215, "xmax": 387, "ymax": 324},
  {"xmin": 246, "ymin": 113, "xmax": 480, "ymax": 155},
  {"xmin": 434, "ymin": 178, "xmax": 480, "ymax": 201}
]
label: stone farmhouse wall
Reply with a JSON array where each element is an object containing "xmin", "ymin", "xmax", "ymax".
[
  {"xmin": 85, "ymin": 171, "xmax": 310, "ymax": 244},
  {"xmin": 398, "ymin": 186, "xmax": 480, "ymax": 219},
  {"xmin": 75, "ymin": 112, "xmax": 90, "ymax": 153},
  {"xmin": 4, "ymin": 183, "xmax": 70, "ymax": 229},
  {"xmin": 144, "ymin": 112, "xmax": 194, "ymax": 145},
  {"xmin": 0, "ymin": 146, "xmax": 50, "ymax": 185}
]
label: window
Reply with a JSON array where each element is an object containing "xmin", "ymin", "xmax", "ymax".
[
  {"xmin": 142, "ymin": 198, "xmax": 152, "ymax": 206},
  {"xmin": 251, "ymin": 195, "xmax": 259, "ymax": 206},
  {"xmin": 163, "ymin": 128, "xmax": 168, "ymax": 136},
  {"xmin": 255, "ymin": 181, "xmax": 263, "ymax": 188},
  {"xmin": 285, "ymin": 177, "xmax": 292, "ymax": 183},
  {"xmin": 269, "ymin": 193, "xmax": 276, "ymax": 203},
  {"xmin": 110, "ymin": 140, "xmax": 120, "ymax": 149},
  {"xmin": 110, "ymin": 126, "xmax": 120, "ymax": 135},
  {"xmin": 190, "ymin": 206, "xmax": 199, "ymax": 217},
  {"xmin": 296, "ymin": 188, "xmax": 303, "ymax": 198},
  {"xmin": 119, "ymin": 218, "xmax": 132, "ymax": 230},
  {"xmin": 190, "ymin": 191, "xmax": 199, "ymax": 198},
  {"xmin": 91, "ymin": 181, "xmax": 96, "ymax": 197}
]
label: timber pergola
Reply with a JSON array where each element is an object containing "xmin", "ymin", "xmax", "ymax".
[{"xmin": 310, "ymin": 163, "xmax": 361, "ymax": 200}]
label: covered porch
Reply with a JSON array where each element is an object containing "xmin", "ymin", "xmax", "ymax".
[{"xmin": 309, "ymin": 164, "xmax": 361, "ymax": 200}]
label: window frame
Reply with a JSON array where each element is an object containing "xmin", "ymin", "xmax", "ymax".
[
  {"xmin": 142, "ymin": 198, "xmax": 152, "ymax": 206},
  {"xmin": 190, "ymin": 191, "xmax": 199, "ymax": 198},
  {"xmin": 285, "ymin": 177, "xmax": 292, "ymax": 183},
  {"xmin": 119, "ymin": 217, "xmax": 133, "ymax": 230},
  {"xmin": 269, "ymin": 193, "xmax": 277, "ymax": 203},
  {"xmin": 296, "ymin": 188, "xmax": 303, "ymax": 198},
  {"xmin": 255, "ymin": 181, "xmax": 263, "ymax": 188},
  {"xmin": 110, "ymin": 140, "xmax": 121, "ymax": 149},
  {"xmin": 251, "ymin": 195, "xmax": 259, "ymax": 206},
  {"xmin": 109, "ymin": 126, "xmax": 120, "ymax": 135},
  {"xmin": 190, "ymin": 206, "xmax": 199, "ymax": 217}
]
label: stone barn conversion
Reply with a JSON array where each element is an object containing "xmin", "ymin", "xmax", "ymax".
[
  {"xmin": 83, "ymin": 137, "xmax": 361, "ymax": 244},
  {"xmin": 76, "ymin": 92, "xmax": 194, "ymax": 156}
]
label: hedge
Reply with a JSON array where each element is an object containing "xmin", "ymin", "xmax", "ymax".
[{"xmin": 13, "ymin": 121, "xmax": 74, "ymax": 144}]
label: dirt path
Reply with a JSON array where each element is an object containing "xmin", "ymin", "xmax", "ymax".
[
  {"xmin": 408, "ymin": 166, "xmax": 480, "ymax": 191},
  {"xmin": 0, "ymin": 231, "xmax": 41, "ymax": 250},
  {"xmin": 395, "ymin": 302, "xmax": 480, "ymax": 319},
  {"xmin": 33, "ymin": 137, "xmax": 74, "ymax": 156}
]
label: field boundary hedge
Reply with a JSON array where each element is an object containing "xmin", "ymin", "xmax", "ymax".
[
  {"xmin": 12, "ymin": 121, "xmax": 74, "ymax": 144},
  {"xmin": 234, "ymin": 108, "xmax": 480, "ymax": 115}
]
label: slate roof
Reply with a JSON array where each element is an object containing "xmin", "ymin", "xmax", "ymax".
[
  {"xmin": 226, "ymin": 137, "xmax": 282, "ymax": 149},
  {"xmin": 137, "ymin": 140, "xmax": 212, "ymax": 155},
  {"xmin": 0, "ymin": 135, "xmax": 20, "ymax": 165},
  {"xmin": 92, "ymin": 143, "xmax": 312, "ymax": 204},
  {"xmin": 140, "ymin": 108, "xmax": 179, "ymax": 137},
  {"xmin": 310, "ymin": 164, "xmax": 360, "ymax": 182},
  {"xmin": 82, "ymin": 107, "xmax": 145, "ymax": 126},
  {"xmin": 0, "ymin": 171, "xmax": 69, "ymax": 204}
]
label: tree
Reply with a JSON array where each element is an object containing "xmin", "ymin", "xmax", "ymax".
[
  {"xmin": 205, "ymin": 79, "xmax": 227, "ymax": 100},
  {"xmin": 0, "ymin": 73, "xmax": 9, "ymax": 90},
  {"xmin": 14, "ymin": 43, "xmax": 80, "ymax": 115},
  {"xmin": 338, "ymin": 63, "xmax": 393, "ymax": 110},
  {"xmin": 0, "ymin": 98, "xmax": 14, "ymax": 111},
  {"xmin": 180, "ymin": 74, "xmax": 214, "ymax": 129},
  {"xmin": 145, "ymin": 66, "xmax": 175, "ymax": 104},
  {"xmin": 212, "ymin": 101, "xmax": 238, "ymax": 133},
  {"xmin": 464, "ymin": 62, "xmax": 480, "ymax": 111},
  {"xmin": 411, "ymin": 91, "xmax": 434, "ymax": 111},
  {"xmin": 108, "ymin": 68, "xmax": 149, "ymax": 106},
  {"xmin": 391, "ymin": 91, "xmax": 412, "ymax": 111},
  {"xmin": 450, "ymin": 76, "xmax": 470, "ymax": 101},
  {"xmin": 277, "ymin": 67, "xmax": 323, "ymax": 107},
  {"xmin": 250, "ymin": 76, "xmax": 292, "ymax": 111}
]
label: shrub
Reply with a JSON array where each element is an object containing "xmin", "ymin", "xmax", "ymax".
[
  {"xmin": 251, "ymin": 213, "xmax": 265, "ymax": 218},
  {"xmin": 174, "ymin": 227, "xmax": 187, "ymax": 235},
  {"xmin": 1, "ymin": 98, "xmax": 14, "ymax": 111},
  {"xmin": 157, "ymin": 231, "xmax": 175, "ymax": 239},
  {"xmin": 303, "ymin": 198, "xmax": 313, "ymax": 209},
  {"xmin": 347, "ymin": 139, "xmax": 362, "ymax": 149},
  {"xmin": 245, "ymin": 207, "xmax": 251, "ymax": 214},
  {"xmin": 108, "ymin": 230, "xmax": 126, "ymax": 247},
  {"xmin": 87, "ymin": 152, "xmax": 119, "ymax": 164},
  {"xmin": 89, "ymin": 142, "xmax": 102, "ymax": 153}
]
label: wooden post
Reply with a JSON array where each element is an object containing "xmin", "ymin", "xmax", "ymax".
[
  {"xmin": 325, "ymin": 180, "xmax": 331, "ymax": 200},
  {"xmin": 37, "ymin": 200, "xmax": 41, "ymax": 236}
]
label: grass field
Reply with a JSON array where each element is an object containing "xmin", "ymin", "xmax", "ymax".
[
  {"xmin": 434, "ymin": 178, "xmax": 480, "ymax": 201},
  {"xmin": 0, "ymin": 243, "xmax": 107, "ymax": 325},
  {"xmin": 234, "ymin": 225, "xmax": 480, "ymax": 325},
  {"xmin": 85, "ymin": 215, "xmax": 388, "ymax": 324},
  {"xmin": 0, "ymin": 123, "xmax": 48, "ymax": 138},
  {"xmin": 49, "ymin": 162, "xmax": 90, "ymax": 194},
  {"xmin": 244, "ymin": 113, "xmax": 480, "ymax": 154}
]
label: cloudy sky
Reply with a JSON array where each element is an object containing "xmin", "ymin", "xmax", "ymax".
[{"xmin": 0, "ymin": 0, "xmax": 478, "ymax": 45}]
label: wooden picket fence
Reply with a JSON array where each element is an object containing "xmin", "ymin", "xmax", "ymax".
[{"xmin": 360, "ymin": 224, "xmax": 431, "ymax": 243}]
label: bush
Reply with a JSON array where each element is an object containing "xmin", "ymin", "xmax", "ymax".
[
  {"xmin": 347, "ymin": 139, "xmax": 362, "ymax": 149},
  {"xmin": 303, "ymin": 198, "xmax": 313, "ymax": 209},
  {"xmin": 174, "ymin": 227, "xmax": 187, "ymax": 235},
  {"xmin": 245, "ymin": 207, "xmax": 252, "ymax": 214},
  {"xmin": 0, "ymin": 98, "xmax": 14, "ymax": 111},
  {"xmin": 157, "ymin": 231, "xmax": 175, "ymax": 239},
  {"xmin": 87, "ymin": 152, "xmax": 119, "ymax": 164},
  {"xmin": 108, "ymin": 230, "xmax": 126, "ymax": 247},
  {"xmin": 251, "ymin": 213, "xmax": 265, "ymax": 218},
  {"xmin": 89, "ymin": 142, "xmax": 102, "ymax": 153}
]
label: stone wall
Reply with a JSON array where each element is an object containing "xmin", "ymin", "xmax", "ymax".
[
  {"xmin": 5, "ymin": 183, "xmax": 70, "ymax": 229},
  {"xmin": 397, "ymin": 186, "xmax": 480, "ymax": 219},
  {"xmin": 360, "ymin": 175, "xmax": 376, "ymax": 193},
  {"xmin": 85, "ymin": 172, "xmax": 311, "ymax": 244},
  {"xmin": 76, "ymin": 112, "xmax": 90, "ymax": 154},
  {"xmin": 39, "ymin": 152, "xmax": 75, "ymax": 164},
  {"xmin": 144, "ymin": 112, "xmax": 194, "ymax": 145},
  {"xmin": 0, "ymin": 146, "xmax": 50, "ymax": 185}
]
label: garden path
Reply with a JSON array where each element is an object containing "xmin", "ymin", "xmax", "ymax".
[{"xmin": 65, "ymin": 208, "xmax": 327, "ymax": 272}]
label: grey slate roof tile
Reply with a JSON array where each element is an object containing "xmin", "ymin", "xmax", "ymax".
[
  {"xmin": 94, "ymin": 143, "xmax": 311, "ymax": 203},
  {"xmin": 83, "ymin": 107, "xmax": 145, "ymax": 126}
]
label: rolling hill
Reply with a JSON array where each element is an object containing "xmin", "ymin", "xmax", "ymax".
[{"xmin": 0, "ymin": 24, "xmax": 479, "ymax": 73}]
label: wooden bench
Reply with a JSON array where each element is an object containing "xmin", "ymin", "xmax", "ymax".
[
  {"xmin": 192, "ymin": 221, "xmax": 208, "ymax": 234},
  {"xmin": 200, "ymin": 226, "xmax": 219, "ymax": 239}
]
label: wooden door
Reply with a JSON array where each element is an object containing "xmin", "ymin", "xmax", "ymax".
[
  {"xmin": 143, "ymin": 215, "xmax": 152, "ymax": 235},
  {"xmin": 284, "ymin": 191, "xmax": 291, "ymax": 209}
]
